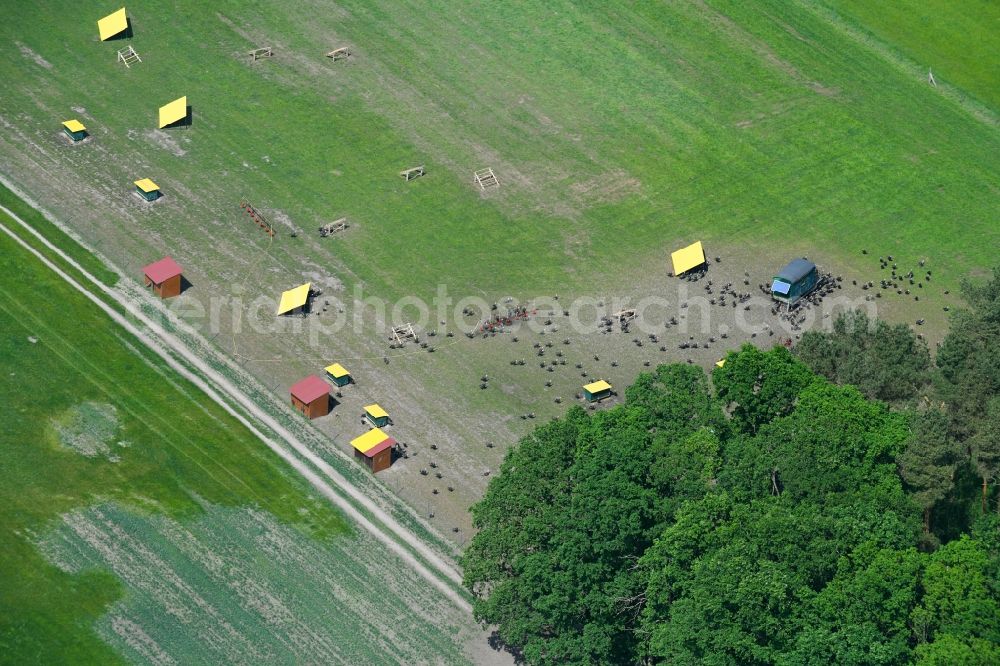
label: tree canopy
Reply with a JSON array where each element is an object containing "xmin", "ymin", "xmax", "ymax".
[{"xmin": 463, "ymin": 287, "xmax": 1000, "ymax": 666}]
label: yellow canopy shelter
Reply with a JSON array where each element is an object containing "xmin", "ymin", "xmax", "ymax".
[
  {"xmin": 62, "ymin": 119, "xmax": 87, "ymax": 133},
  {"xmin": 134, "ymin": 178, "xmax": 159, "ymax": 193},
  {"xmin": 364, "ymin": 404, "xmax": 388, "ymax": 420},
  {"xmin": 98, "ymin": 8, "xmax": 128, "ymax": 41},
  {"xmin": 583, "ymin": 380, "xmax": 612, "ymax": 394},
  {"xmin": 350, "ymin": 428, "xmax": 390, "ymax": 453},
  {"xmin": 325, "ymin": 363, "xmax": 350, "ymax": 379},
  {"xmin": 277, "ymin": 282, "xmax": 311, "ymax": 315},
  {"xmin": 715, "ymin": 359, "xmax": 726, "ymax": 368},
  {"xmin": 325, "ymin": 363, "xmax": 352, "ymax": 386},
  {"xmin": 158, "ymin": 96, "xmax": 188, "ymax": 128},
  {"xmin": 670, "ymin": 240, "xmax": 706, "ymax": 276}
]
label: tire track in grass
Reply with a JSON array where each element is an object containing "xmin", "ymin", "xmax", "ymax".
[{"xmin": 0, "ymin": 203, "xmax": 471, "ymax": 612}]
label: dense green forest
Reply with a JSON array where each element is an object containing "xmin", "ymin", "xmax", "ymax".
[{"xmin": 463, "ymin": 268, "xmax": 1000, "ymax": 665}]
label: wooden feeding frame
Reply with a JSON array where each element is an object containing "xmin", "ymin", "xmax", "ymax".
[
  {"xmin": 319, "ymin": 218, "xmax": 348, "ymax": 237},
  {"xmin": 249, "ymin": 46, "xmax": 273, "ymax": 62},
  {"xmin": 612, "ymin": 308, "xmax": 637, "ymax": 326},
  {"xmin": 583, "ymin": 380, "xmax": 613, "ymax": 403},
  {"xmin": 399, "ymin": 165, "xmax": 425, "ymax": 181},
  {"xmin": 324, "ymin": 363, "xmax": 352, "ymax": 387},
  {"xmin": 290, "ymin": 375, "xmax": 331, "ymax": 419},
  {"xmin": 239, "ymin": 198, "xmax": 275, "ymax": 237},
  {"xmin": 142, "ymin": 256, "xmax": 183, "ymax": 298},
  {"xmin": 62, "ymin": 119, "xmax": 88, "ymax": 142},
  {"xmin": 350, "ymin": 428, "xmax": 394, "ymax": 474},
  {"xmin": 276, "ymin": 282, "xmax": 312, "ymax": 316},
  {"xmin": 117, "ymin": 45, "xmax": 141, "ymax": 67},
  {"xmin": 389, "ymin": 323, "xmax": 418, "ymax": 345},
  {"xmin": 474, "ymin": 167, "xmax": 499, "ymax": 190},
  {"xmin": 326, "ymin": 46, "xmax": 350, "ymax": 61},
  {"xmin": 134, "ymin": 178, "xmax": 161, "ymax": 201},
  {"xmin": 364, "ymin": 404, "xmax": 391, "ymax": 428}
]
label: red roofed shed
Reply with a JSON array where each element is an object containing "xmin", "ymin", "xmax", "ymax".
[
  {"xmin": 142, "ymin": 256, "xmax": 183, "ymax": 298},
  {"xmin": 290, "ymin": 375, "xmax": 330, "ymax": 419}
]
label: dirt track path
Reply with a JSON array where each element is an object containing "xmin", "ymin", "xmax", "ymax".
[{"xmin": 0, "ymin": 200, "xmax": 472, "ymax": 613}]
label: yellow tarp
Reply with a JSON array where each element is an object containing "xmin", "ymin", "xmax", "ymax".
[
  {"xmin": 325, "ymin": 363, "xmax": 350, "ymax": 378},
  {"xmin": 98, "ymin": 7, "xmax": 128, "ymax": 41},
  {"xmin": 134, "ymin": 178, "xmax": 159, "ymax": 192},
  {"xmin": 62, "ymin": 119, "xmax": 86, "ymax": 133},
  {"xmin": 276, "ymin": 282, "xmax": 311, "ymax": 315},
  {"xmin": 671, "ymin": 240, "xmax": 706, "ymax": 275},
  {"xmin": 158, "ymin": 96, "xmax": 188, "ymax": 128},
  {"xmin": 365, "ymin": 404, "xmax": 388, "ymax": 420},
  {"xmin": 351, "ymin": 427, "xmax": 389, "ymax": 453},
  {"xmin": 583, "ymin": 380, "xmax": 612, "ymax": 394},
  {"xmin": 715, "ymin": 359, "xmax": 726, "ymax": 368}
]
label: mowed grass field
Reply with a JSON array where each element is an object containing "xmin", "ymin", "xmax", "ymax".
[
  {"xmin": 0, "ymin": 0, "xmax": 997, "ymax": 544},
  {"xmin": 829, "ymin": 0, "xmax": 1000, "ymax": 111},
  {"xmin": 0, "ymin": 0, "xmax": 996, "ymax": 304},
  {"xmin": 0, "ymin": 216, "xmax": 481, "ymax": 664}
]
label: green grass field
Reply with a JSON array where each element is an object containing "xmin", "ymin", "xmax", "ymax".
[
  {"xmin": 828, "ymin": 0, "xmax": 1000, "ymax": 111},
  {"xmin": 0, "ymin": 3, "xmax": 997, "ymax": 656},
  {"xmin": 1, "ymin": 0, "xmax": 996, "ymax": 302},
  {"xmin": 0, "ymin": 214, "xmax": 478, "ymax": 664},
  {"xmin": 0, "ymin": 0, "xmax": 996, "ymax": 556}
]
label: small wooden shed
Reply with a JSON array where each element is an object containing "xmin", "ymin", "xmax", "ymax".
[
  {"xmin": 134, "ymin": 178, "xmax": 161, "ymax": 201},
  {"xmin": 142, "ymin": 256, "xmax": 183, "ymax": 298},
  {"xmin": 62, "ymin": 119, "xmax": 88, "ymax": 142},
  {"xmin": 771, "ymin": 258, "xmax": 819, "ymax": 306},
  {"xmin": 364, "ymin": 404, "xmax": 390, "ymax": 427},
  {"xmin": 350, "ymin": 428, "xmax": 395, "ymax": 474},
  {"xmin": 583, "ymin": 379, "xmax": 613, "ymax": 402},
  {"xmin": 325, "ymin": 363, "xmax": 352, "ymax": 387},
  {"xmin": 290, "ymin": 375, "xmax": 330, "ymax": 419}
]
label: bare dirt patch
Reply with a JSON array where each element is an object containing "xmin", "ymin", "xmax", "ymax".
[
  {"xmin": 16, "ymin": 42, "xmax": 52, "ymax": 69},
  {"xmin": 52, "ymin": 402, "xmax": 122, "ymax": 458},
  {"xmin": 142, "ymin": 130, "xmax": 187, "ymax": 157}
]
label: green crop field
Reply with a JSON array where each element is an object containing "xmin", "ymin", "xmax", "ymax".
[
  {"xmin": 0, "ymin": 215, "xmax": 485, "ymax": 664},
  {"xmin": 0, "ymin": 2, "xmax": 997, "ymax": 659}
]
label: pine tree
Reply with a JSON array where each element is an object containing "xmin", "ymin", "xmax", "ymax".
[
  {"xmin": 898, "ymin": 410, "xmax": 959, "ymax": 535},
  {"xmin": 969, "ymin": 398, "xmax": 1000, "ymax": 514}
]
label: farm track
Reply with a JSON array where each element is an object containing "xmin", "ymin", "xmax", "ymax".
[{"xmin": 0, "ymin": 198, "xmax": 471, "ymax": 614}]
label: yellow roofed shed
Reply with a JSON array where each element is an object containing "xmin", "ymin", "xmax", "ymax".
[
  {"xmin": 158, "ymin": 96, "xmax": 188, "ymax": 128},
  {"xmin": 583, "ymin": 380, "xmax": 613, "ymax": 402},
  {"xmin": 351, "ymin": 428, "xmax": 390, "ymax": 453},
  {"xmin": 276, "ymin": 283, "xmax": 311, "ymax": 315},
  {"xmin": 98, "ymin": 8, "xmax": 128, "ymax": 41},
  {"xmin": 364, "ymin": 403, "xmax": 390, "ymax": 427},
  {"xmin": 670, "ymin": 241, "xmax": 706, "ymax": 276},
  {"xmin": 62, "ymin": 119, "xmax": 87, "ymax": 142},
  {"xmin": 350, "ymin": 428, "xmax": 395, "ymax": 473},
  {"xmin": 134, "ymin": 178, "xmax": 161, "ymax": 201},
  {"xmin": 325, "ymin": 363, "xmax": 352, "ymax": 387}
]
